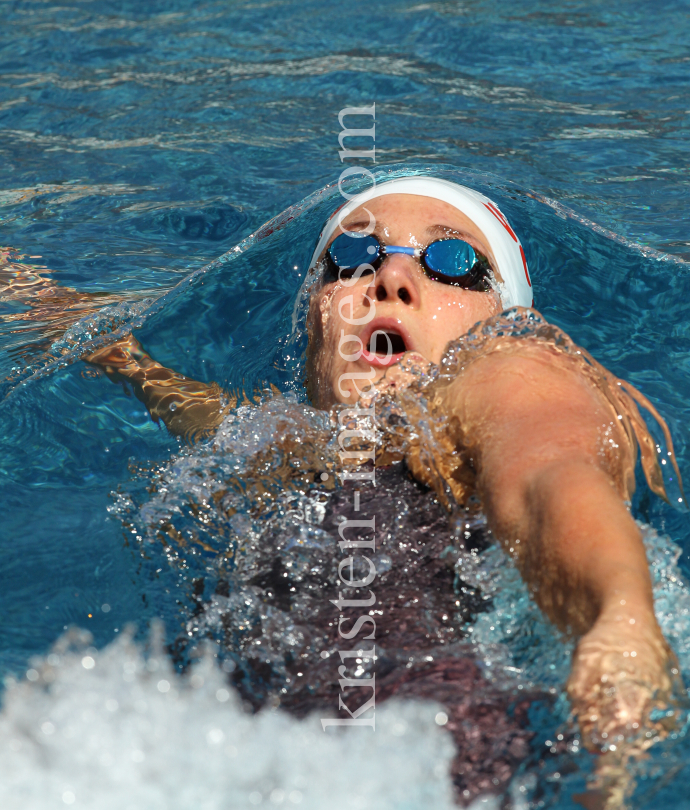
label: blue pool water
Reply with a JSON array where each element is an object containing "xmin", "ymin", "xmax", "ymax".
[{"xmin": 1, "ymin": 1, "xmax": 690, "ymax": 807}]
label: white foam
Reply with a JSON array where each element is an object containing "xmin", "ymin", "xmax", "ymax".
[{"xmin": 0, "ymin": 629, "xmax": 460, "ymax": 810}]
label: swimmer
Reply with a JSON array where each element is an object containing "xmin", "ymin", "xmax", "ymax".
[{"xmin": 83, "ymin": 176, "xmax": 684, "ymax": 766}]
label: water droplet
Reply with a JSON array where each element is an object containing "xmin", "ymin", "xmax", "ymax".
[{"xmin": 207, "ymin": 728, "xmax": 224, "ymax": 744}]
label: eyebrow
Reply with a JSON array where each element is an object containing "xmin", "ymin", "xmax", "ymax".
[
  {"xmin": 338, "ymin": 220, "xmax": 372, "ymax": 233},
  {"xmin": 426, "ymin": 223, "xmax": 493, "ymax": 256},
  {"xmin": 425, "ymin": 223, "xmax": 475, "ymax": 242}
]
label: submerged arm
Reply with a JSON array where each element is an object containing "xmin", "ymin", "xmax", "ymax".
[{"xmin": 83, "ymin": 333, "xmax": 228, "ymax": 441}]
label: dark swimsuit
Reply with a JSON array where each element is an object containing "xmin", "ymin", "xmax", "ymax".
[{"xmin": 177, "ymin": 463, "xmax": 535, "ymax": 803}]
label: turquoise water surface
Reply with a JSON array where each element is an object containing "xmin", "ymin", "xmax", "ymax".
[{"xmin": 1, "ymin": 1, "xmax": 690, "ymax": 808}]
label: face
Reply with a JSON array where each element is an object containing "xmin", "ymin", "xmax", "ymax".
[{"xmin": 306, "ymin": 193, "xmax": 502, "ymax": 409}]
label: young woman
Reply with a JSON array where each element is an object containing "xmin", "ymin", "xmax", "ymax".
[{"xmin": 85, "ymin": 175, "xmax": 683, "ymax": 801}]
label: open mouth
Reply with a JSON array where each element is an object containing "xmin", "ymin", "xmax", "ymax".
[
  {"xmin": 367, "ymin": 329, "xmax": 407, "ymax": 357},
  {"xmin": 360, "ymin": 320, "xmax": 413, "ymax": 367}
]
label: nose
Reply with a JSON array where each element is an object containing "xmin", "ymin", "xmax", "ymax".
[{"xmin": 368, "ymin": 253, "xmax": 420, "ymax": 307}]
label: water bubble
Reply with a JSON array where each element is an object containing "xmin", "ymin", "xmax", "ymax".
[
  {"xmin": 26, "ymin": 669, "xmax": 39, "ymax": 681},
  {"xmin": 157, "ymin": 679, "xmax": 170, "ymax": 693},
  {"xmin": 249, "ymin": 792, "xmax": 262, "ymax": 805},
  {"xmin": 216, "ymin": 688, "xmax": 230, "ymax": 702},
  {"xmin": 101, "ymin": 604, "xmax": 111, "ymax": 613},
  {"xmin": 41, "ymin": 722, "xmax": 55, "ymax": 735},
  {"xmin": 288, "ymin": 792, "xmax": 303, "ymax": 805},
  {"xmin": 62, "ymin": 791, "xmax": 75, "ymax": 805},
  {"xmin": 434, "ymin": 712, "xmax": 448, "ymax": 726},
  {"xmin": 81, "ymin": 656, "xmax": 95, "ymax": 670}
]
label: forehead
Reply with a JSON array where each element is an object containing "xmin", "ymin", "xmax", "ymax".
[
  {"xmin": 343, "ymin": 193, "xmax": 467, "ymax": 225},
  {"xmin": 336, "ymin": 193, "xmax": 495, "ymax": 257}
]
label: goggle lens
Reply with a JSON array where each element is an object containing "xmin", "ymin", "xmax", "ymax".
[
  {"xmin": 327, "ymin": 233, "xmax": 380, "ymax": 270},
  {"xmin": 423, "ymin": 238, "xmax": 476, "ymax": 279}
]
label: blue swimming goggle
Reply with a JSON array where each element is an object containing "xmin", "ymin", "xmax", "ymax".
[{"xmin": 324, "ymin": 232, "xmax": 492, "ymax": 291}]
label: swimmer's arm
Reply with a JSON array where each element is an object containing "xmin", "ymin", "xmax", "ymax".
[
  {"xmin": 436, "ymin": 348, "xmax": 650, "ymax": 632},
  {"xmin": 83, "ymin": 334, "xmax": 228, "ymax": 441},
  {"xmin": 435, "ymin": 348, "xmax": 677, "ymax": 739}
]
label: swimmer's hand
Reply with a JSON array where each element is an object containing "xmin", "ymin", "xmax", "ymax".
[
  {"xmin": 568, "ymin": 602, "xmax": 684, "ymax": 752},
  {"xmin": 369, "ymin": 351, "xmax": 432, "ymax": 398}
]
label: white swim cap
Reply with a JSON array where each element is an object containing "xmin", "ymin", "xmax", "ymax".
[{"xmin": 309, "ymin": 176, "xmax": 532, "ymax": 309}]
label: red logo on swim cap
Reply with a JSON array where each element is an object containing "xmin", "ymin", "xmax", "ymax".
[
  {"xmin": 520, "ymin": 246, "xmax": 531, "ymax": 288},
  {"xmin": 484, "ymin": 202, "xmax": 518, "ymax": 243}
]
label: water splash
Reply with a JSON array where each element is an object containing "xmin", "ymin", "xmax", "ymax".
[
  {"xmin": 455, "ymin": 519, "xmax": 690, "ymax": 687},
  {"xmin": 0, "ymin": 627, "xmax": 460, "ymax": 810}
]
